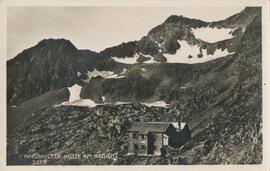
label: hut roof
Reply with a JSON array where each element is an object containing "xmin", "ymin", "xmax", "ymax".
[{"xmin": 127, "ymin": 122, "xmax": 173, "ymax": 134}]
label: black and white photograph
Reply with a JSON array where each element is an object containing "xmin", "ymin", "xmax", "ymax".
[{"xmin": 0, "ymin": 0, "xmax": 269, "ymax": 169}]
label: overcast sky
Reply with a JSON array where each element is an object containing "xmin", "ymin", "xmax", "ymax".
[{"xmin": 7, "ymin": 6, "xmax": 245, "ymax": 59}]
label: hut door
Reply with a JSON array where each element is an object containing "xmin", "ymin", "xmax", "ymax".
[
  {"xmin": 147, "ymin": 133, "xmax": 155, "ymax": 155},
  {"xmin": 134, "ymin": 144, "xmax": 138, "ymax": 155}
]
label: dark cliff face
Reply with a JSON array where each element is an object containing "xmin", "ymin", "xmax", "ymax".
[
  {"xmin": 100, "ymin": 41, "xmax": 138, "ymax": 58},
  {"xmin": 79, "ymin": 49, "xmax": 128, "ymax": 72},
  {"xmin": 7, "ymin": 39, "xmax": 83, "ymax": 106},
  {"xmin": 7, "ymin": 7, "xmax": 262, "ymax": 165}
]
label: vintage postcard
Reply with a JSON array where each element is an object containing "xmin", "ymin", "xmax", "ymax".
[{"xmin": 0, "ymin": 0, "xmax": 269, "ymax": 171}]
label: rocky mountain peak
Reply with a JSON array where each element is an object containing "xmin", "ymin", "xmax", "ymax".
[
  {"xmin": 36, "ymin": 38, "xmax": 77, "ymax": 54},
  {"xmin": 33, "ymin": 38, "xmax": 78, "ymax": 59},
  {"xmin": 7, "ymin": 38, "xmax": 82, "ymax": 106},
  {"xmin": 164, "ymin": 14, "xmax": 208, "ymax": 27},
  {"xmin": 37, "ymin": 38, "xmax": 73, "ymax": 46},
  {"xmin": 8, "ymin": 38, "xmax": 78, "ymax": 64}
]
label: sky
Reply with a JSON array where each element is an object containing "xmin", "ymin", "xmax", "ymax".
[{"xmin": 7, "ymin": 6, "xmax": 245, "ymax": 59}]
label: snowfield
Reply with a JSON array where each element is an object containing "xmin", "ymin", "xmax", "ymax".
[
  {"xmin": 112, "ymin": 53, "xmax": 158, "ymax": 64},
  {"xmin": 112, "ymin": 40, "xmax": 234, "ymax": 65},
  {"xmin": 191, "ymin": 26, "xmax": 235, "ymax": 43},
  {"xmin": 143, "ymin": 101, "xmax": 169, "ymax": 108},
  {"xmin": 102, "ymin": 96, "xmax": 105, "ymax": 102},
  {"xmin": 61, "ymin": 99, "xmax": 98, "ymax": 108},
  {"xmin": 141, "ymin": 68, "xmax": 146, "ymax": 72},
  {"xmin": 164, "ymin": 40, "xmax": 234, "ymax": 64},
  {"xmin": 58, "ymin": 99, "xmax": 170, "ymax": 109},
  {"xmin": 84, "ymin": 68, "xmax": 125, "ymax": 82},
  {"xmin": 57, "ymin": 84, "xmax": 98, "ymax": 108},
  {"xmin": 120, "ymin": 68, "xmax": 127, "ymax": 74},
  {"xmin": 77, "ymin": 71, "xmax": 81, "ymax": 77},
  {"xmin": 111, "ymin": 53, "xmax": 140, "ymax": 64},
  {"xmin": 58, "ymin": 86, "xmax": 170, "ymax": 109},
  {"xmin": 67, "ymin": 84, "xmax": 82, "ymax": 102}
]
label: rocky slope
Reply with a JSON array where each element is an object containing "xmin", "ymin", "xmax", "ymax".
[{"xmin": 7, "ymin": 7, "xmax": 262, "ymax": 165}]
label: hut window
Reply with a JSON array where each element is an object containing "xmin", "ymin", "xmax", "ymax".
[
  {"xmin": 134, "ymin": 144, "xmax": 138, "ymax": 150},
  {"xmin": 141, "ymin": 135, "xmax": 145, "ymax": 139},
  {"xmin": 132, "ymin": 133, "xmax": 137, "ymax": 139},
  {"xmin": 141, "ymin": 145, "xmax": 146, "ymax": 150}
]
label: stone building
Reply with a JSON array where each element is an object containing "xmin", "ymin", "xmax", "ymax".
[{"xmin": 126, "ymin": 122, "xmax": 191, "ymax": 156}]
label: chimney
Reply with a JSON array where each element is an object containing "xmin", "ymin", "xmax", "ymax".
[
  {"xmin": 178, "ymin": 110, "xmax": 182, "ymax": 130},
  {"xmin": 178, "ymin": 120, "xmax": 181, "ymax": 130}
]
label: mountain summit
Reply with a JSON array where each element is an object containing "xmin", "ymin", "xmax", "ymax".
[{"xmin": 7, "ymin": 38, "xmax": 84, "ymax": 106}]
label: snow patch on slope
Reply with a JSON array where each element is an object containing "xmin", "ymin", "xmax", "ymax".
[
  {"xmin": 56, "ymin": 84, "xmax": 98, "ymax": 108},
  {"xmin": 164, "ymin": 40, "xmax": 234, "ymax": 64},
  {"xmin": 112, "ymin": 53, "xmax": 158, "ymax": 64},
  {"xmin": 86, "ymin": 69, "xmax": 113, "ymax": 80},
  {"xmin": 59, "ymin": 84, "xmax": 170, "ymax": 108},
  {"xmin": 102, "ymin": 96, "xmax": 105, "ymax": 102},
  {"xmin": 143, "ymin": 101, "xmax": 169, "ymax": 108},
  {"xmin": 111, "ymin": 53, "xmax": 140, "ymax": 64},
  {"xmin": 112, "ymin": 40, "xmax": 233, "ymax": 65},
  {"xmin": 67, "ymin": 84, "xmax": 82, "ymax": 102},
  {"xmin": 120, "ymin": 68, "xmax": 127, "ymax": 74},
  {"xmin": 191, "ymin": 27, "xmax": 235, "ymax": 43},
  {"xmin": 61, "ymin": 99, "xmax": 98, "ymax": 108},
  {"xmin": 85, "ymin": 68, "xmax": 125, "ymax": 82},
  {"xmin": 141, "ymin": 53, "xmax": 158, "ymax": 64}
]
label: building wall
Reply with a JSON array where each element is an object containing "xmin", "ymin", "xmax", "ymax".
[
  {"xmin": 127, "ymin": 132, "xmax": 148, "ymax": 155},
  {"xmin": 165, "ymin": 124, "xmax": 179, "ymax": 148},
  {"xmin": 138, "ymin": 134, "xmax": 148, "ymax": 155},
  {"xmin": 127, "ymin": 132, "xmax": 136, "ymax": 154},
  {"xmin": 178, "ymin": 125, "xmax": 192, "ymax": 146},
  {"xmin": 163, "ymin": 134, "xmax": 169, "ymax": 146},
  {"xmin": 152, "ymin": 133, "xmax": 163, "ymax": 156},
  {"xmin": 127, "ymin": 124, "xmax": 192, "ymax": 156}
]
